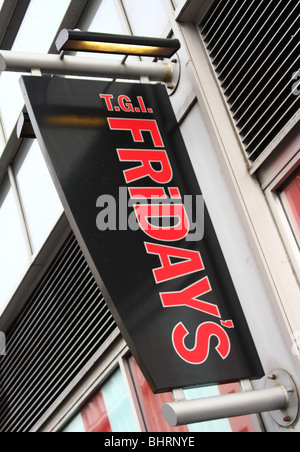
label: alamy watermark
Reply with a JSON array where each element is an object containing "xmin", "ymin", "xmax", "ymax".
[
  {"xmin": 96, "ymin": 188, "xmax": 205, "ymax": 242},
  {"xmin": 292, "ymin": 70, "xmax": 300, "ymax": 96},
  {"xmin": 0, "ymin": 332, "xmax": 6, "ymax": 356}
]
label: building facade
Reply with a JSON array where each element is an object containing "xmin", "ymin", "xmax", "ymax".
[{"xmin": 0, "ymin": 0, "xmax": 299, "ymax": 433}]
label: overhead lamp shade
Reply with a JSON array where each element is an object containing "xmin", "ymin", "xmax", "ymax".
[{"xmin": 55, "ymin": 29, "xmax": 181, "ymax": 59}]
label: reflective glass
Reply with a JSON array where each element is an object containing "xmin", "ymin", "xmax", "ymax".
[
  {"xmin": 0, "ymin": 179, "xmax": 30, "ymax": 314},
  {"xmin": 14, "ymin": 140, "xmax": 63, "ymax": 255},
  {"xmin": 0, "ymin": 73, "xmax": 23, "ymax": 139},
  {"xmin": 77, "ymin": 0, "xmax": 126, "ymax": 61},
  {"xmin": 101, "ymin": 368, "xmax": 137, "ymax": 432},
  {"xmin": 128, "ymin": 356, "xmax": 256, "ymax": 432},
  {"xmin": 62, "ymin": 413, "xmax": 85, "ymax": 433},
  {"xmin": 0, "ymin": 0, "xmax": 71, "ymax": 139},
  {"xmin": 280, "ymin": 168, "xmax": 300, "ymax": 247},
  {"xmin": 12, "ymin": 0, "xmax": 71, "ymax": 53},
  {"xmin": 62, "ymin": 367, "xmax": 138, "ymax": 432},
  {"xmin": 122, "ymin": 0, "xmax": 170, "ymax": 37}
]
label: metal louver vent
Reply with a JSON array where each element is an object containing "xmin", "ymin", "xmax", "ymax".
[
  {"xmin": 200, "ymin": 0, "xmax": 300, "ymax": 163},
  {"xmin": 0, "ymin": 232, "xmax": 118, "ymax": 432}
]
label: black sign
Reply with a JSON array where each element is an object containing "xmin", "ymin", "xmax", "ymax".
[{"xmin": 20, "ymin": 76, "xmax": 264, "ymax": 393}]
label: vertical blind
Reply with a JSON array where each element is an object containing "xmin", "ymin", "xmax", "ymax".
[
  {"xmin": 200, "ymin": 0, "xmax": 300, "ymax": 163},
  {"xmin": 0, "ymin": 232, "xmax": 118, "ymax": 432}
]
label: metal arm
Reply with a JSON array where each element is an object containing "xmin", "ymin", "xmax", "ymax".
[
  {"xmin": 163, "ymin": 385, "xmax": 288, "ymax": 426},
  {"xmin": 0, "ymin": 50, "xmax": 175, "ymax": 86},
  {"xmin": 163, "ymin": 369, "xmax": 299, "ymax": 429}
]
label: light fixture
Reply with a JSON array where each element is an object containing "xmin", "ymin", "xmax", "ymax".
[{"xmin": 55, "ymin": 29, "xmax": 181, "ymax": 59}]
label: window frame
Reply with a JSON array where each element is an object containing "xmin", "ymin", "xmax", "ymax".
[
  {"xmin": 45, "ymin": 342, "xmax": 263, "ymax": 433},
  {"xmin": 263, "ymin": 150, "xmax": 300, "ymax": 283},
  {"xmin": 174, "ymin": 0, "xmax": 214, "ymax": 24},
  {"xmin": 279, "ymin": 168, "xmax": 300, "ymax": 249}
]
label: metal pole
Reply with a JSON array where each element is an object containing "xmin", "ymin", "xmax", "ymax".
[
  {"xmin": 0, "ymin": 50, "xmax": 174, "ymax": 85},
  {"xmin": 162, "ymin": 385, "xmax": 289, "ymax": 427}
]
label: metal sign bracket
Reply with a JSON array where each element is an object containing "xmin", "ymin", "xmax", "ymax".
[{"xmin": 163, "ymin": 369, "xmax": 299, "ymax": 429}]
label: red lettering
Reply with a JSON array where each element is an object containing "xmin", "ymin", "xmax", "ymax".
[
  {"xmin": 221, "ymin": 320, "xmax": 234, "ymax": 328},
  {"xmin": 172, "ymin": 322, "xmax": 231, "ymax": 365},
  {"xmin": 100, "ymin": 94, "xmax": 114, "ymax": 111},
  {"xmin": 108, "ymin": 118, "xmax": 164, "ymax": 147},
  {"xmin": 134, "ymin": 203, "xmax": 189, "ymax": 242},
  {"xmin": 145, "ymin": 242, "xmax": 204, "ymax": 283},
  {"xmin": 118, "ymin": 95, "xmax": 134, "ymax": 112},
  {"xmin": 117, "ymin": 149, "xmax": 172, "ymax": 184},
  {"xmin": 129, "ymin": 187, "xmax": 181, "ymax": 200},
  {"xmin": 129, "ymin": 187, "xmax": 168, "ymax": 199},
  {"xmin": 160, "ymin": 278, "xmax": 220, "ymax": 318},
  {"xmin": 137, "ymin": 96, "xmax": 147, "ymax": 113},
  {"xmin": 106, "ymin": 106, "xmax": 233, "ymax": 366}
]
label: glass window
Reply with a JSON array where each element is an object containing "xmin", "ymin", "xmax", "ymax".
[
  {"xmin": 63, "ymin": 367, "xmax": 138, "ymax": 432},
  {"xmin": 128, "ymin": 356, "xmax": 255, "ymax": 433},
  {"xmin": 63, "ymin": 356, "xmax": 257, "ymax": 432},
  {"xmin": 0, "ymin": 179, "xmax": 30, "ymax": 314},
  {"xmin": 279, "ymin": 168, "xmax": 300, "ymax": 247},
  {"xmin": 0, "ymin": 73, "xmax": 24, "ymax": 139},
  {"xmin": 62, "ymin": 414, "xmax": 86, "ymax": 433},
  {"xmin": 81, "ymin": 0, "xmax": 125, "ymax": 35},
  {"xmin": 128, "ymin": 356, "xmax": 189, "ymax": 433},
  {"xmin": 12, "ymin": 0, "xmax": 71, "ymax": 54},
  {"xmin": 14, "ymin": 140, "xmax": 63, "ymax": 255},
  {"xmin": 0, "ymin": 0, "xmax": 71, "ymax": 139},
  {"xmin": 122, "ymin": 0, "xmax": 170, "ymax": 38},
  {"xmin": 77, "ymin": 0, "xmax": 127, "ymax": 62}
]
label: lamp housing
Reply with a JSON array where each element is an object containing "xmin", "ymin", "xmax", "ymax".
[{"xmin": 55, "ymin": 29, "xmax": 181, "ymax": 59}]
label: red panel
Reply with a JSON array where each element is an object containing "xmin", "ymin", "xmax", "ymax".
[
  {"xmin": 218, "ymin": 383, "xmax": 256, "ymax": 432},
  {"xmin": 129, "ymin": 357, "xmax": 189, "ymax": 433},
  {"xmin": 281, "ymin": 169, "xmax": 300, "ymax": 240},
  {"xmin": 81, "ymin": 391, "xmax": 112, "ymax": 433}
]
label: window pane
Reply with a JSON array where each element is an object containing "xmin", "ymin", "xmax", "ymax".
[
  {"xmin": 0, "ymin": 0, "xmax": 71, "ymax": 138},
  {"xmin": 0, "ymin": 180, "xmax": 29, "ymax": 314},
  {"xmin": 81, "ymin": 0, "xmax": 125, "ymax": 35},
  {"xmin": 14, "ymin": 140, "xmax": 63, "ymax": 254},
  {"xmin": 129, "ymin": 356, "xmax": 256, "ymax": 432},
  {"xmin": 122, "ymin": 0, "xmax": 169, "ymax": 37},
  {"xmin": 128, "ymin": 356, "xmax": 189, "ymax": 433},
  {"xmin": 0, "ymin": 73, "xmax": 24, "ymax": 139},
  {"xmin": 100, "ymin": 368, "xmax": 138, "ymax": 432},
  {"xmin": 77, "ymin": 0, "xmax": 126, "ymax": 62},
  {"xmin": 62, "ymin": 413, "xmax": 86, "ymax": 433},
  {"xmin": 280, "ymin": 168, "xmax": 300, "ymax": 245},
  {"xmin": 12, "ymin": 0, "xmax": 71, "ymax": 53},
  {"xmin": 63, "ymin": 368, "xmax": 138, "ymax": 433},
  {"xmin": 81, "ymin": 391, "xmax": 112, "ymax": 432}
]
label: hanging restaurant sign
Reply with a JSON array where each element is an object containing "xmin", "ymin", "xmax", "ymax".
[{"xmin": 20, "ymin": 76, "xmax": 264, "ymax": 393}]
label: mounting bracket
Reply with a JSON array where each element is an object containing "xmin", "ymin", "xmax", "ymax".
[{"xmin": 162, "ymin": 369, "xmax": 299, "ymax": 429}]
